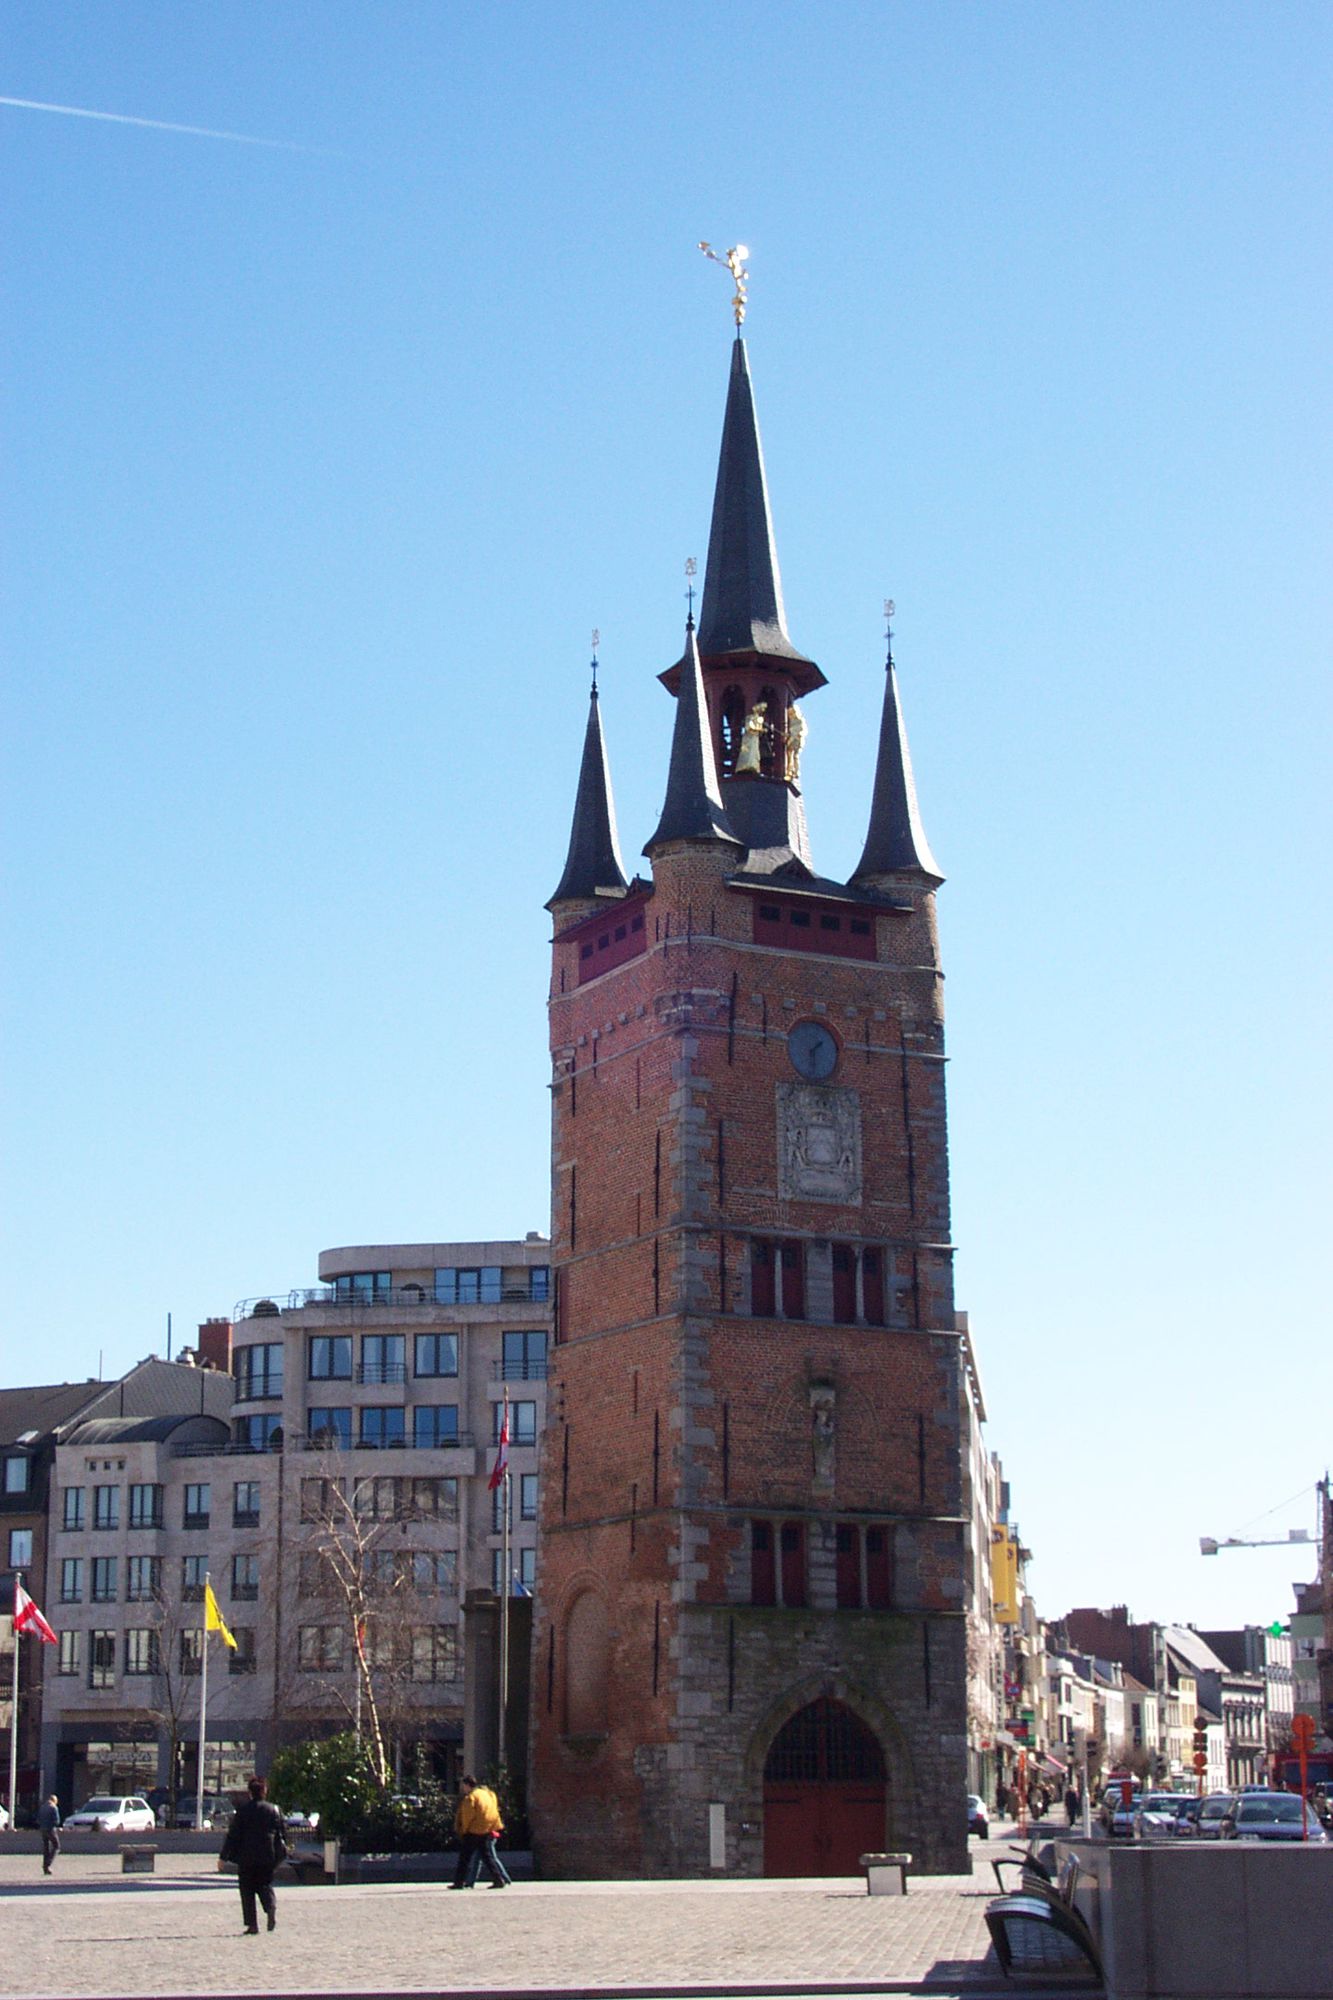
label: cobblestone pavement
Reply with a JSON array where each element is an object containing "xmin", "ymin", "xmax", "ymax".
[{"xmin": 0, "ymin": 1832, "xmax": 1094, "ymax": 2000}]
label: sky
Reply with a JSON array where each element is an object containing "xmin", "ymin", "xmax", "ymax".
[{"xmin": 2, "ymin": 2, "xmax": 1329, "ymax": 1636}]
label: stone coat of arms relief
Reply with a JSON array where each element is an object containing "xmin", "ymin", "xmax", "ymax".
[{"xmin": 776, "ymin": 1082, "xmax": 862, "ymax": 1204}]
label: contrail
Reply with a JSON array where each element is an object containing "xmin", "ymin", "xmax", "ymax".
[{"xmin": 0, "ymin": 94, "xmax": 326, "ymax": 153}]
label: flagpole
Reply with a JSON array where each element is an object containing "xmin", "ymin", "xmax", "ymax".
[
  {"xmin": 8, "ymin": 1574, "xmax": 21, "ymax": 1834},
  {"xmin": 197, "ymin": 1575, "xmax": 209, "ymax": 1831},
  {"xmin": 499, "ymin": 1463, "xmax": 510, "ymax": 1769}
]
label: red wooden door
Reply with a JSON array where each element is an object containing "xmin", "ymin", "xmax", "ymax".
[{"xmin": 763, "ymin": 1699, "xmax": 888, "ymax": 1876}]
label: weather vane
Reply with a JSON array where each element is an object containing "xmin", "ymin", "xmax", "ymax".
[
  {"xmin": 883, "ymin": 598, "xmax": 896, "ymax": 662},
  {"xmin": 684, "ymin": 556, "xmax": 697, "ymax": 620},
  {"xmin": 699, "ymin": 241, "xmax": 750, "ymax": 327},
  {"xmin": 591, "ymin": 628, "xmax": 600, "ymax": 692}
]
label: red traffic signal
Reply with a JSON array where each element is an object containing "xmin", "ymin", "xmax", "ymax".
[
  {"xmin": 1292, "ymin": 1713, "xmax": 1317, "ymax": 1753},
  {"xmin": 1193, "ymin": 1751, "xmax": 1208, "ymax": 1773}
]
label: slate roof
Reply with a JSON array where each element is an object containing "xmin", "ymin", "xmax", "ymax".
[
  {"xmin": 697, "ymin": 338, "xmax": 814, "ymax": 668},
  {"xmin": 0, "ymin": 1381, "xmax": 110, "ymax": 1446},
  {"xmin": 644, "ymin": 621, "xmax": 741, "ymax": 853},
  {"xmin": 850, "ymin": 652, "xmax": 943, "ymax": 884},
  {"xmin": 547, "ymin": 681, "xmax": 630, "ymax": 909}
]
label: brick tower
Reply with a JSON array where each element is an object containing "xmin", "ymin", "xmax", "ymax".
[{"xmin": 531, "ymin": 333, "xmax": 967, "ymax": 1878}]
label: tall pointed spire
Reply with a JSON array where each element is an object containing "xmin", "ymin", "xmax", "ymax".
[
  {"xmin": 645, "ymin": 619, "xmax": 741, "ymax": 853},
  {"xmin": 546, "ymin": 674, "xmax": 630, "ymax": 910},
  {"xmin": 696, "ymin": 339, "xmax": 813, "ymax": 665},
  {"xmin": 850, "ymin": 638, "xmax": 943, "ymax": 886}
]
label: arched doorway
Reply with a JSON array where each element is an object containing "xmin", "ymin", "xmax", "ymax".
[{"xmin": 763, "ymin": 1697, "xmax": 888, "ymax": 1876}]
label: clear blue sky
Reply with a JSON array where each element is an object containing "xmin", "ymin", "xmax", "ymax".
[{"xmin": 3, "ymin": 3, "xmax": 1329, "ymax": 1633}]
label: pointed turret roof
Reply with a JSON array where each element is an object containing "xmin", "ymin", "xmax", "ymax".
[
  {"xmin": 645, "ymin": 619, "xmax": 741, "ymax": 853},
  {"xmin": 697, "ymin": 338, "xmax": 814, "ymax": 668},
  {"xmin": 546, "ymin": 680, "xmax": 630, "ymax": 910},
  {"xmin": 850, "ymin": 650, "xmax": 943, "ymax": 885}
]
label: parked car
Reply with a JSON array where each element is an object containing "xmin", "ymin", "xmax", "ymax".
[
  {"xmin": 1100, "ymin": 1792, "xmax": 1138, "ymax": 1839},
  {"xmin": 1173, "ymin": 1795, "xmax": 1202, "ymax": 1835},
  {"xmin": 1188, "ymin": 1792, "xmax": 1239, "ymax": 1839},
  {"xmin": 63, "ymin": 1795, "xmax": 157, "ymax": 1833},
  {"xmin": 0, "ymin": 1803, "xmax": 9, "ymax": 1830},
  {"xmin": 174, "ymin": 1794, "xmax": 234, "ymax": 1829},
  {"xmin": 967, "ymin": 1794, "xmax": 989, "ymax": 1838},
  {"xmin": 1220, "ymin": 1793, "xmax": 1326, "ymax": 1842},
  {"xmin": 1133, "ymin": 1793, "xmax": 1189, "ymax": 1839},
  {"xmin": 282, "ymin": 1808, "xmax": 321, "ymax": 1833}
]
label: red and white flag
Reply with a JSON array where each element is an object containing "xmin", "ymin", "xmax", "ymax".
[
  {"xmin": 14, "ymin": 1581, "xmax": 57, "ymax": 1644},
  {"xmin": 488, "ymin": 1392, "xmax": 510, "ymax": 1493}
]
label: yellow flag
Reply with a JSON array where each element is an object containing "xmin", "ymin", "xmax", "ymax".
[{"xmin": 205, "ymin": 1582, "xmax": 238, "ymax": 1649}]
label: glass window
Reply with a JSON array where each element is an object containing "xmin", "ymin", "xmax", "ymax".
[
  {"xmin": 334, "ymin": 1271, "xmax": 392, "ymax": 1302},
  {"xmin": 308, "ymin": 1335, "xmax": 352, "ymax": 1380},
  {"xmin": 298, "ymin": 1624, "xmax": 344, "ymax": 1672},
  {"xmin": 307, "ymin": 1407, "xmax": 351, "ymax": 1450},
  {"xmin": 129, "ymin": 1483, "xmax": 163, "ymax": 1529},
  {"xmin": 401, "ymin": 1475, "xmax": 457, "ymax": 1522},
  {"xmin": 359, "ymin": 1407, "xmax": 405, "ymax": 1449},
  {"xmin": 492, "ymin": 1548, "xmax": 536, "ymax": 1594},
  {"xmin": 501, "ymin": 1330, "xmax": 548, "ymax": 1381},
  {"xmin": 233, "ymin": 1482, "xmax": 261, "ymax": 1526},
  {"xmin": 413, "ymin": 1405, "xmax": 459, "ymax": 1449},
  {"xmin": 63, "ymin": 1486, "xmax": 85, "ymax": 1530},
  {"xmin": 60, "ymin": 1557, "xmax": 84, "ymax": 1602},
  {"xmin": 93, "ymin": 1484, "xmax": 120, "ymax": 1530},
  {"xmin": 233, "ymin": 1413, "xmax": 282, "ymax": 1451},
  {"xmin": 89, "ymin": 1631, "xmax": 116, "ymax": 1689},
  {"xmin": 414, "ymin": 1332, "xmax": 458, "ymax": 1378},
  {"xmin": 9, "ymin": 1527, "xmax": 34, "ymax": 1568},
  {"xmin": 529, "ymin": 1265, "xmax": 551, "ymax": 1302},
  {"xmin": 360, "ymin": 1334, "xmax": 405, "ymax": 1383},
  {"xmin": 235, "ymin": 1342, "xmax": 283, "ymax": 1400},
  {"xmin": 182, "ymin": 1555, "xmax": 207, "ymax": 1601},
  {"xmin": 183, "ymin": 1483, "xmax": 210, "ymax": 1529},
  {"xmin": 411, "ymin": 1551, "xmax": 457, "ymax": 1592},
  {"xmin": 3, "ymin": 1454, "xmax": 29, "ymax": 1494},
  {"xmin": 434, "ymin": 1266, "xmax": 501, "ymax": 1305},
  {"xmin": 127, "ymin": 1555, "xmax": 160, "ymax": 1601},
  {"xmin": 92, "ymin": 1556, "xmax": 117, "ymax": 1603},
  {"xmin": 300, "ymin": 1476, "xmax": 344, "ymax": 1523},
  {"xmin": 492, "ymin": 1481, "xmax": 510, "ymax": 1533},
  {"xmin": 58, "ymin": 1629, "xmax": 81, "ymax": 1676},
  {"xmin": 520, "ymin": 1473, "xmax": 539, "ymax": 1521},
  {"xmin": 180, "ymin": 1629, "xmax": 204, "ymax": 1676},
  {"xmin": 228, "ymin": 1627, "xmax": 257, "ymax": 1675},
  {"xmin": 124, "ymin": 1629, "xmax": 160, "ymax": 1676},
  {"xmin": 495, "ymin": 1400, "xmax": 537, "ymax": 1446},
  {"xmin": 231, "ymin": 1554, "xmax": 260, "ymax": 1601},
  {"xmin": 410, "ymin": 1626, "xmax": 457, "ymax": 1681}
]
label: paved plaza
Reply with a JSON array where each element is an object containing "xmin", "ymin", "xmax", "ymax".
[{"xmin": 0, "ymin": 1831, "xmax": 1099, "ymax": 2000}]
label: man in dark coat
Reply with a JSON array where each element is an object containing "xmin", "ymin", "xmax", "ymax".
[
  {"xmin": 220, "ymin": 1776, "xmax": 288, "ymax": 1933},
  {"xmin": 37, "ymin": 1795, "xmax": 61, "ymax": 1874}
]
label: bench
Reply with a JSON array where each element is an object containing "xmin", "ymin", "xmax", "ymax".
[
  {"xmin": 120, "ymin": 1845, "xmax": 157, "ymax": 1874},
  {"xmin": 985, "ymin": 1851, "xmax": 1102, "ymax": 1984}
]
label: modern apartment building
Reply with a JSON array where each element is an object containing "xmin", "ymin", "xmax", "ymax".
[{"xmin": 37, "ymin": 1237, "xmax": 550, "ymax": 1808}]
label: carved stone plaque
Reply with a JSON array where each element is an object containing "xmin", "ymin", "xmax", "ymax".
[{"xmin": 777, "ymin": 1082, "xmax": 862, "ymax": 1205}]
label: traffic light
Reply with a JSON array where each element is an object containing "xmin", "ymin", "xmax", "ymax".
[{"xmin": 1192, "ymin": 1715, "xmax": 1208, "ymax": 1772}]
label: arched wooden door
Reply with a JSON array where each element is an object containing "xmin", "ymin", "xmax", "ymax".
[{"xmin": 763, "ymin": 1697, "xmax": 888, "ymax": 1876}]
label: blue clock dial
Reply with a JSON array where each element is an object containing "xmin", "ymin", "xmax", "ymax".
[{"xmin": 787, "ymin": 1020, "xmax": 839, "ymax": 1080}]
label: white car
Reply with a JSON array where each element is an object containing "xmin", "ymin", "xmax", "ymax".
[{"xmin": 63, "ymin": 1794, "xmax": 157, "ymax": 1833}]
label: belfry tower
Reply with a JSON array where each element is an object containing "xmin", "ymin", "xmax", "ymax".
[{"xmin": 531, "ymin": 328, "xmax": 967, "ymax": 1878}]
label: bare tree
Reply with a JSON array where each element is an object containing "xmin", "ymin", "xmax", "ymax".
[{"xmin": 293, "ymin": 1469, "xmax": 459, "ymax": 1788}]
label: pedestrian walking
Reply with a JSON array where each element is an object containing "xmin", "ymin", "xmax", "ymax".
[
  {"xmin": 1064, "ymin": 1784, "xmax": 1079, "ymax": 1827},
  {"xmin": 449, "ymin": 1775, "xmax": 511, "ymax": 1889},
  {"xmin": 220, "ymin": 1775, "xmax": 288, "ymax": 1934},
  {"xmin": 37, "ymin": 1794, "xmax": 61, "ymax": 1874}
]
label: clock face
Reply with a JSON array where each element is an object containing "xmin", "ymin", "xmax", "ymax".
[{"xmin": 787, "ymin": 1020, "xmax": 839, "ymax": 1081}]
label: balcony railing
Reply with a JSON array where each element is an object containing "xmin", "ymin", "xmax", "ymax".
[
  {"xmin": 491, "ymin": 1360, "xmax": 549, "ymax": 1381},
  {"xmin": 236, "ymin": 1284, "xmax": 552, "ymax": 1318},
  {"xmin": 357, "ymin": 1362, "xmax": 407, "ymax": 1385}
]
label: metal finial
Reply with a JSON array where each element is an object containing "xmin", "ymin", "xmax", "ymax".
[
  {"xmin": 883, "ymin": 598, "xmax": 896, "ymax": 666},
  {"xmin": 591, "ymin": 628, "xmax": 600, "ymax": 692},
  {"xmin": 699, "ymin": 241, "xmax": 751, "ymax": 328},
  {"xmin": 684, "ymin": 555, "xmax": 698, "ymax": 621}
]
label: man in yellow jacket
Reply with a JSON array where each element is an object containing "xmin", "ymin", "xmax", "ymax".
[{"xmin": 449, "ymin": 1774, "xmax": 512, "ymax": 1889}]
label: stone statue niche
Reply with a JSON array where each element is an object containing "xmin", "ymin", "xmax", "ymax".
[{"xmin": 809, "ymin": 1381, "xmax": 836, "ymax": 1492}]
